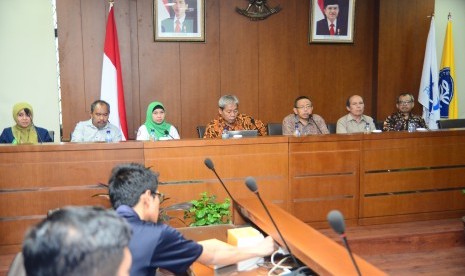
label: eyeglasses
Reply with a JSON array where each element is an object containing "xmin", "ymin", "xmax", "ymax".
[
  {"xmin": 398, "ymin": 101, "xmax": 413, "ymax": 105},
  {"xmin": 151, "ymin": 191, "xmax": 165, "ymax": 203},
  {"xmin": 296, "ymin": 105, "xmax": 312, "ymax": 110}
]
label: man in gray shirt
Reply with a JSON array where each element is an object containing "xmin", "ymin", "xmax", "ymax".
[
  {"xmin": 336, "ymin": 95, "xmax": 376, "ymax": 133},
  {"xmin": 71, "ymin": 100, "xmax": 122, "ymax": 142}
]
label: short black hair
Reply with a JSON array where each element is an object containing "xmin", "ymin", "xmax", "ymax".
[
  {"xmin": 397, "ymin": 93, "xmax": 414, "ymax": 103},
  {"xmin": 346, "ymin": 95, "xmax": 364, "ymax": 107},
  {"xmin": 22, "ymin": 206, "xmax": 131, "ymax": 276},
  {"xmin": 294, "ymin": 96, "xmax": 312, "ymax": 108},
  {"xmin": 108, "ymin": 163, "xmax": 159, "ymax": 209},
  {"xmin": 90, "ymin": 100, "xmax": 110, "ymax": 113}
]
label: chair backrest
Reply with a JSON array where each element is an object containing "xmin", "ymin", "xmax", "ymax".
[
  {"xmin": 48, "ymin": 130, "xmax": 55, "ymax": 142},
  {"xmin": 437, "ymin": 119, "xmax": 465, "ymax": 129},
  {"xmin": 327, "ymin": 123, "xmax": 336, "ymax": 134},
  {"xmin": 267, "ymin": 123, "xmax": 283, "ymax": 135},
  {"xmin": 196, "ymin": 126, "xmax": 206, "ymax": 138}
]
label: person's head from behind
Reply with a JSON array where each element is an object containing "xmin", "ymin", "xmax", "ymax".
[
  {"xmin": 324, "ymin": 0, "xmax": 340, "ymax": 22},
  {"xmin": 22, "ymin": 206, "xmax": 132, "ymax": 276},
  {"xmin": 346, "ymin": 95, "xmax": 365, "ymax": 118},
  {"xmin": 218, "ymin": 95, "xmax": 239, "ymax": 124},
  {"xmin": 147, "ymin": 102, "xmax": 166, "ymax": 124},
  {"xmin": 13, "ymin": 102, "xmax": 33, "ymax": 129},
  {"xmin": 396, "ymin": 93, "xmax": 415, "ymax": 115},
  {"xmin": 90, "ymin": 100, "xmax": 110, "ymax": 129},
  {"xmin": 293, "ymin": 96, "xmax": 314, "ymax": 121},
  {"xmin": 172, "ymin": 0, "xmax": 188, "ymax": 18},
  {"xmin": 108, "ymin": 163, "xmax": 163, "ymax": 223}
]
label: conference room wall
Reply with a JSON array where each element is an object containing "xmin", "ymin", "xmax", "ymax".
[
  {"xmin": 56, "ymin": 0, "xmax": 435, "ymax": 139},
  {"xmin": 0, "ymin": 0, "xmax": 60, "ymax": 142}
]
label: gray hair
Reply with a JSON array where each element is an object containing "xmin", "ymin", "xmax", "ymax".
[{"xmin": 218, "ymin": 95, "xmax": 239, "ymax": 109}]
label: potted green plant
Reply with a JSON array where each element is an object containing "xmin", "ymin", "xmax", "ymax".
[{"xmin": 184, "ymin": 192, "xmax": 231, "ymax": 226}]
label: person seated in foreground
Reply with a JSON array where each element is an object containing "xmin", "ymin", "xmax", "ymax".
[
  {"xmin": 383, "ymin": 93, "xmax": 427, "ymax": 131},
  {"xmin": 0, "ymin": 102, "xmax": 52, "ymax": 144},
  {"xmin": 71, "ymin": 100, "xmax": 122, "ymax": 142},
  {"xmin": 203, "ymin": 94, "xmax": 267, "ymax": 138},
  {"xmin": 336, "ymin": 95, "xmax": 376, "ymax": 133},
  {"xmin": 108, "ymin": 163, "xmax": 276, "ymax": 275},
  {"xmin": 282, "ymin": 96, "xmax": 329, "ymax": 135},
  {"xmin": 22, "ymin": 206, "xmax": 132, "ymax": 276},
  {"xmin": 136, "ymin": 101, "xmax": 180, "ymax": 140}
]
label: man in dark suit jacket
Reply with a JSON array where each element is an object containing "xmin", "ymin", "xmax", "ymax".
[
  {"xmin": 161, "ymin": 0, "xmax": 194, "ymax": 33},
  {"xmin": 316, "ymin": 0, "xmax": 347, "ymax": 36}
]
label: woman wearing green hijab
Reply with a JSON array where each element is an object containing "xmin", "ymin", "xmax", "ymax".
[
  {"xmin": 0, "ymin": 102, "xmax": 53, "ymax": 144},
  {"xmin": 136, "ymin": 101, "xmax": 180, "ymax": 140}
]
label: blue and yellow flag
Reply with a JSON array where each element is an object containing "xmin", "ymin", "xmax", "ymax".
[{"xmin": 439, "ymin": 16, "xmax": 457, "ymax": 118}]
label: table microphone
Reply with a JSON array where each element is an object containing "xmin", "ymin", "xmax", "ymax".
[
  {"xmin": 204, "ymin": 158, "xmax": 236, "ymax": 203},
  {"xmin": 245, "ymin": 176, "xmax": 299, "ymax": 267},
  {"xmin": 163, "ymin": 130, "xmax": 175, "ymax": 139},
  {"xmin": 327, "ymin": 210, "xmax": 361, "ymax": 276}
]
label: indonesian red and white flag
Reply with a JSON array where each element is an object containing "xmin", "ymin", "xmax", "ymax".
[
  {"xmin": 315, "ymin": 0, "xmax": 325, "ymax": 22},
  {"xmin": 101, "ymin": 3, "xmax": 128, "ymax": 140}
]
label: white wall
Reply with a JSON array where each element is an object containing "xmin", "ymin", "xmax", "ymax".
[
  {"xmin": 0, "ymin": 0, "xmax": 60, "ymax": 141},
  {"xmin": 435, "ymin": 0, "xmax": 465, "ymax": 118}
]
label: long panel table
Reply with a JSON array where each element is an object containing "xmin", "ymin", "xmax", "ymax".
[{"xmin": 1, "ymin": 130, "xmax": 465, "ymax": 254}]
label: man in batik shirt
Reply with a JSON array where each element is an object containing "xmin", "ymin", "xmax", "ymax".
[
  {"xmin": 383, "ymin": 93, "xmax": 427, "ymax": 131},
  {"xmin": 203, "ymin": 95, "xmax": 267, "ymax": 138}
]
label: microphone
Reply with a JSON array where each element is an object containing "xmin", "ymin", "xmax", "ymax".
[
  {"xmin": 308, "ymin": 115, "xmax": 322, "ymax": 134},
  {"xmin": 250, "ymin": 117, "xmax": 259, "ymax": 131},
  {"xmin": 204, "ymin": 158, "xmax": 236, "ymax": 203},
  {"xmin": 25, "ymin": 108, "xmax": 43, "ymax": 144},
  {"xmin": 327, "ymin": 210, "xmax": 361, "ymax": 276},
  {"xmin": 245, "ymin": 176, "xmax": 299, "ymax": 267},
  {"xmin": 163, "ymin": 130, "xmax": 175, "ymax": 139}
]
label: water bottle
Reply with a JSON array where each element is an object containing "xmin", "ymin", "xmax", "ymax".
[
  {"xmin": 364, "ymin": 122, "xmax": 371, "ymax": 134},
  {"xmin": 150, "ymin": 129, "xmax": 157, "ymax": 141},
  {"xmin": 294, "ymin": 123, "xmax": 301, "ymax": 137},
  {"xmin": 221, "ymin": 128, "xmax": 229, "ymax": 139},
  {"xmin": 408, "ymin": 121, "xmax": 416, "ymax": 132},
  {"xmin": 105, "ymin": 130, "xmax": 112, "ymax": 143}
]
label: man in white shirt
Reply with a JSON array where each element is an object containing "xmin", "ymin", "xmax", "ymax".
[{"xmin": 71, "ymin": 100, "xmax": 122, "ymax": 142}]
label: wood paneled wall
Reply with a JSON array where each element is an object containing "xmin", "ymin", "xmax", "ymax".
[{"xmin": 57, "ymin": 0, "xmax": 434, "ymax": 140}]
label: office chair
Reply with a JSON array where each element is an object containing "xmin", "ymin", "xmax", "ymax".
[
  {"xmin": 437, "ymin": 118, "xmax": 465, "ymax": 129},
  {"xmin": 196, "ymin": 126, "xmax": 206, "ymax": 138},
  {"xmin": 267, "ymin": 123, "xmax": 283, "ymax": 135}
]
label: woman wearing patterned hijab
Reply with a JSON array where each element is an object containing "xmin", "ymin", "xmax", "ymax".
[
  {"xmin": 0, "ymin": 102, "xmax": 53, "ymax": 144},
  {"xmin": 136, "ymin": 101, "xmax": 180, "ymax": 140}
]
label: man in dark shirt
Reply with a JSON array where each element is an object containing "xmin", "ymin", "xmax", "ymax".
[
  {"xmin": 383, "ymin": 93, "xmax": 427, "ymax": 131},
  {"xmin": 316, "ymin": 0, "xmax": 347, "ymax": 36},
  {"xmin": 108, "ymin": 163, "xmax": 276, "ymax": 275}
]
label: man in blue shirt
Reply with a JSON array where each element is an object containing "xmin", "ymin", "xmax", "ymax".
[{"xmin": 108, "ymin": 163, "xmax": 276, "ymax": 275}]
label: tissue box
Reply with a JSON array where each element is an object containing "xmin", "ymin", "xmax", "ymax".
[{"xmin": 227, "ymin": 227, "xmax": 264, "ymax": 271}]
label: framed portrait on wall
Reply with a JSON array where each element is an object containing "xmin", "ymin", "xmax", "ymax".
[
  {"xmin": 153, "ymin": 0, "xmax": 205, "ymax": 42},
  {"xmin": 308, "ymin": 0, "xmax": 355, "ymax": 44}
]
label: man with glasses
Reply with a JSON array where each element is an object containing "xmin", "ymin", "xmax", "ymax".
[
  {"xmin": 382, "ymin": 93, "xmax": 427, "ymax": 131},
  {"xmin": 282, "ymin": 96, "xmax": 329, "ymax": 135},
  {"xmin": 203, "ymin": 94, "xmax": 267, "ymax": 138},
  {"xmin": 71, "ymin": 100, "xmax": 122, "ymax": 142},
  {"xmin": 108, "ymin": 163, "xmax": 276, "ymax": 276}
]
